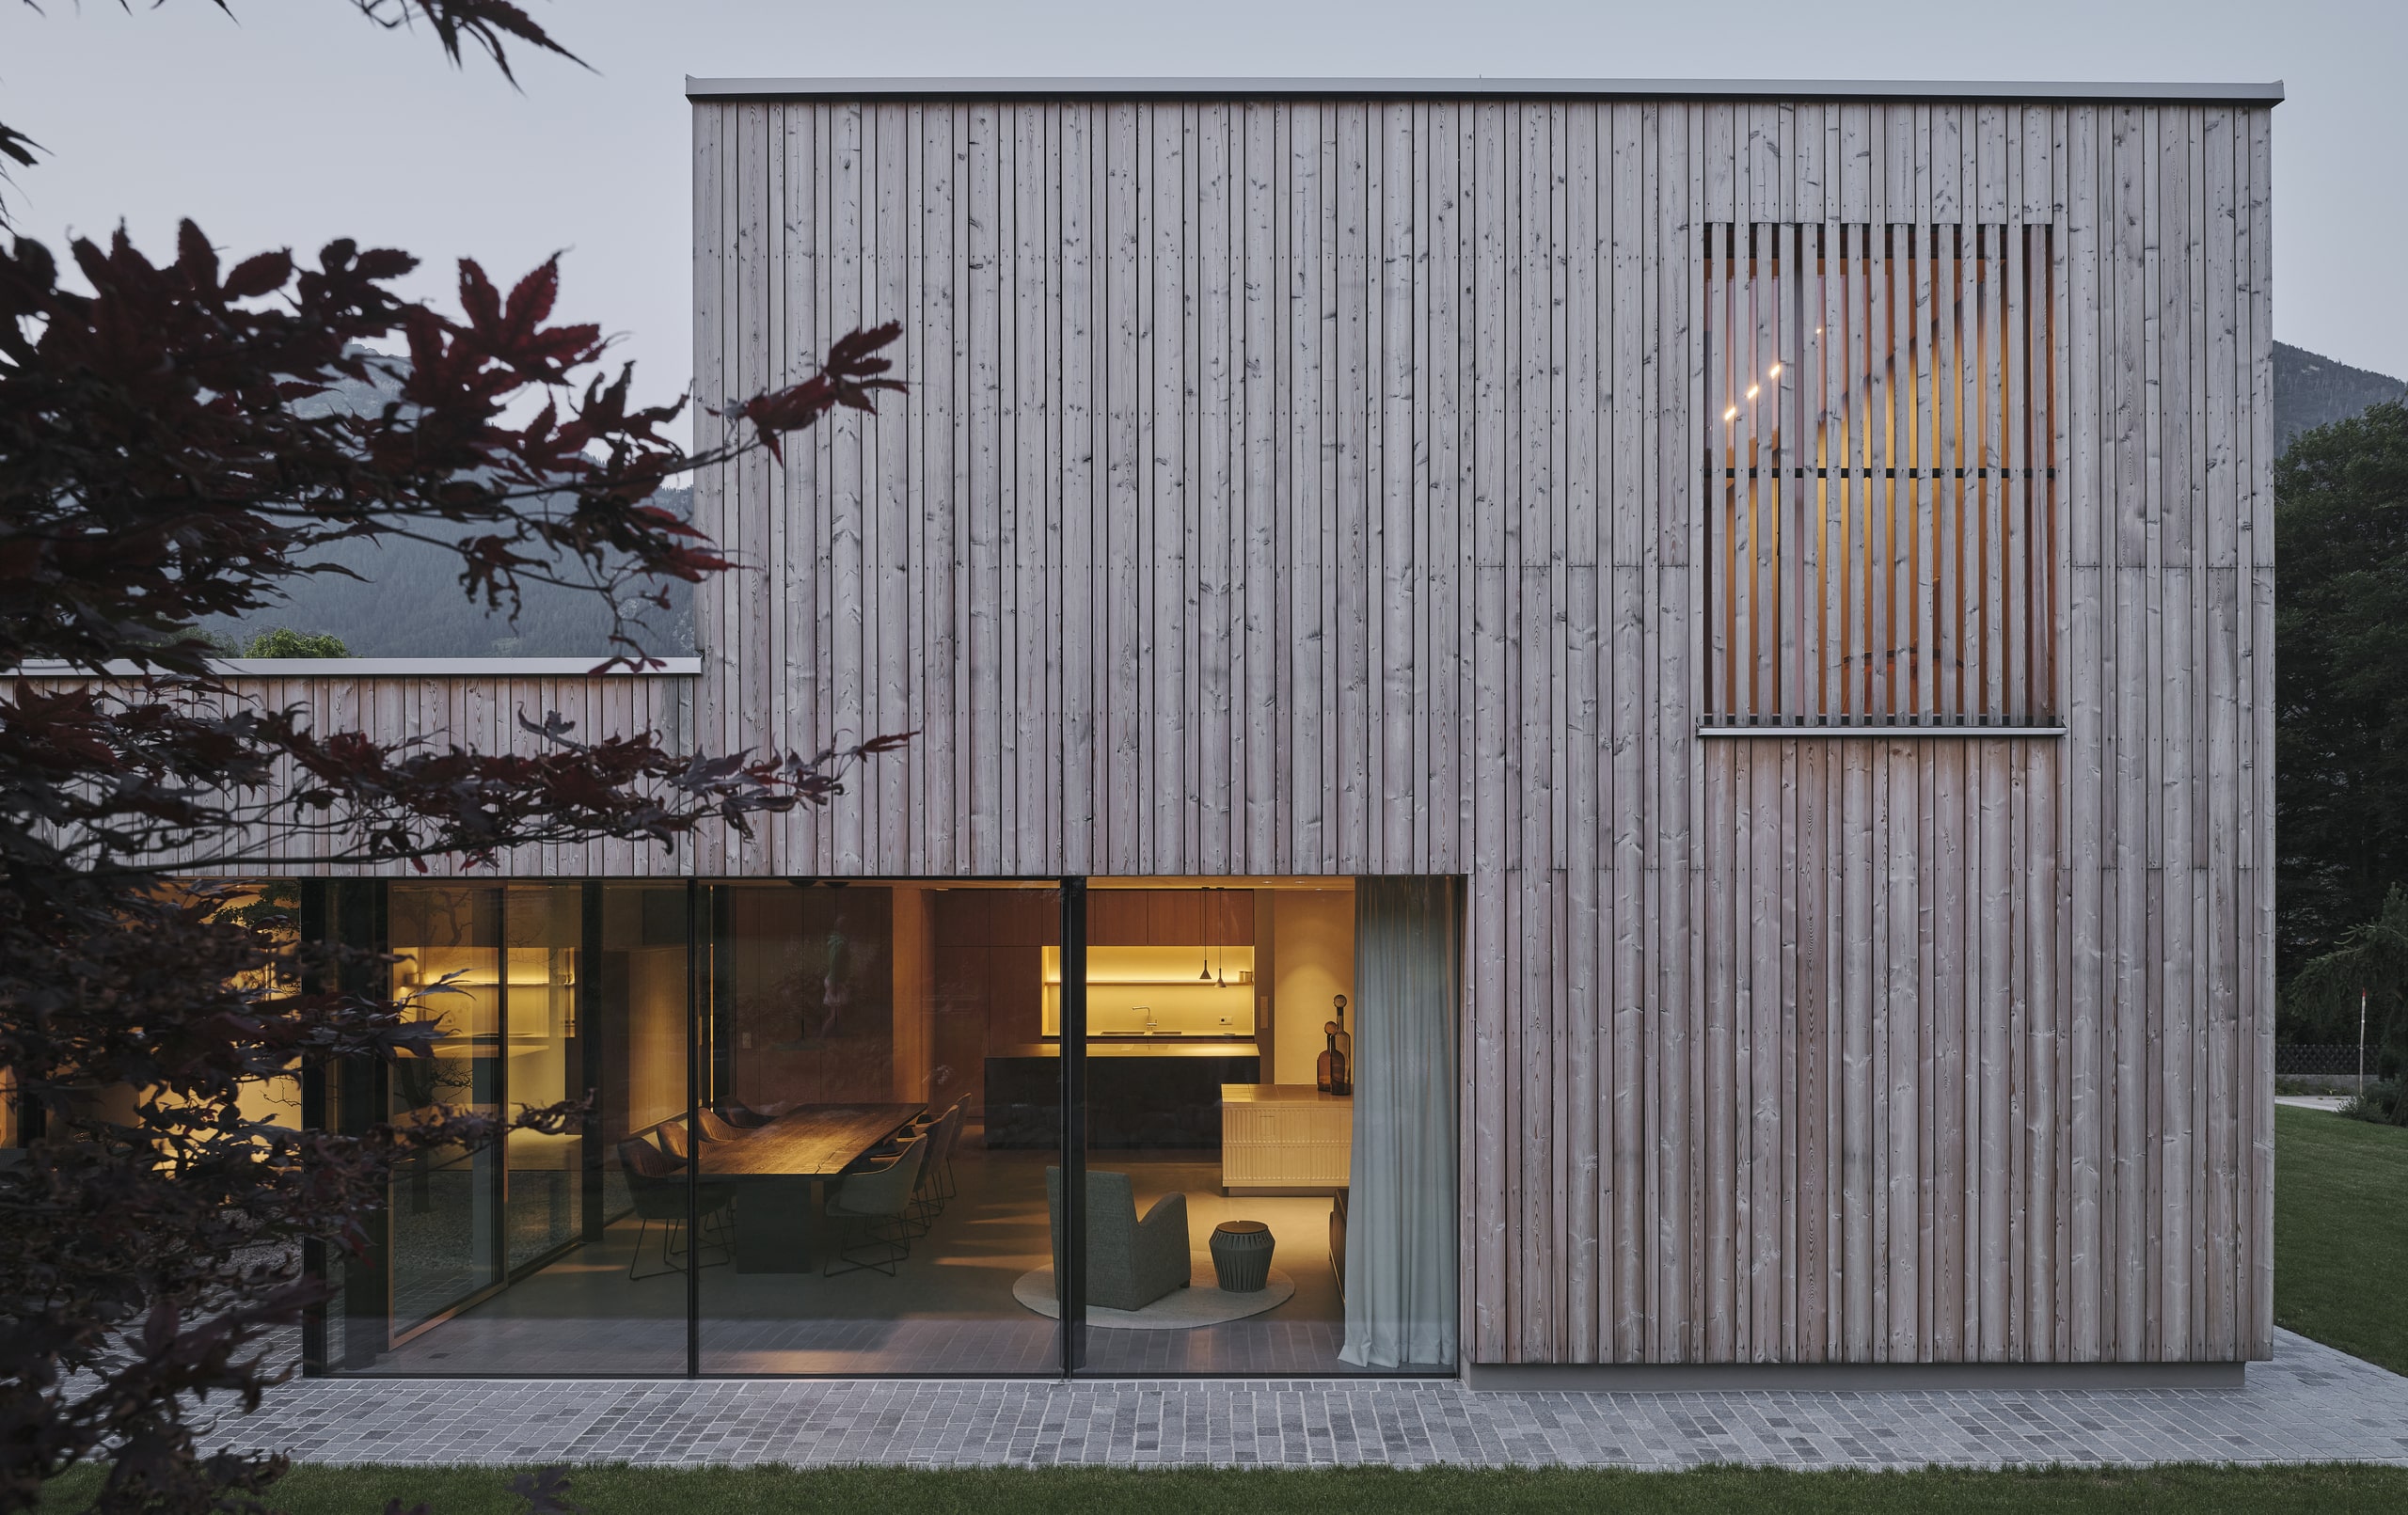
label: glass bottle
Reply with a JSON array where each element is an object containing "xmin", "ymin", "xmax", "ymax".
[
  {"xmin": 1330, "ymin": 993, "xmax": 1354, "ymax": 1090},
  {"xmin": 1317, "ymin": 994, "xmax": 1353, "ymax": 1097}
]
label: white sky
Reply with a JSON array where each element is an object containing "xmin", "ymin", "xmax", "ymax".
[{"xmin": 4, "ymin": 0, "xmax": 2401, "ymax": 403}]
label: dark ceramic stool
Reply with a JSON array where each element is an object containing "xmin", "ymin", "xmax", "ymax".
[{"xmin": 1210, "ymin": 1220, "xmax": 1275, "ymax": 1292}]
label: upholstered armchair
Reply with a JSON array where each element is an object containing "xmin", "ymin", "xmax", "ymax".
[{"xmin": 1045, "ymin": 1167, "xmax": 1190, "ymax": 1312}]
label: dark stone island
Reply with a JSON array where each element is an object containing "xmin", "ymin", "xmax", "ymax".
[{"xmin": 984, "ymin": 1041, "xmax": 1261, "ymax": 1148}]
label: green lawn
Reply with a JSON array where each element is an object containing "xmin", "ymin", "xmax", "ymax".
[
  {"xmin": 2273, "ymin": 1103, "xmax": 2408, "ymax": 1374},
  {"xmin": 32, "ymin": 1464, "xmax": 2408, "ymax": 1514}
]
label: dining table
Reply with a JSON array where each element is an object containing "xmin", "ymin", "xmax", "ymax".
[{"xmin": 697, "ymin": 1102, "xmax": 926, "ymax": 1273}]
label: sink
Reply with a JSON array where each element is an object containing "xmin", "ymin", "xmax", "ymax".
[{"xmin": 1085, "ymin": 1032, "xmax": 1251, "ymax": 1041}]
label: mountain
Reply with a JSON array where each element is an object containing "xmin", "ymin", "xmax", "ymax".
[
  {"xmin": 204, "ymin": 352, "xmax": 696, "ymax": 658},
  {"xmin": 201, "ymin": 489, "xmax": 695, "ymax": 658},
  {"xmin": 2275, "ymin": 341, "xmax": 2408, "ymax": 454}
]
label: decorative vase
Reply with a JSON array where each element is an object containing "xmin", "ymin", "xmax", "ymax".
[
  {"xmin": 1211, "ymin": 1220, "xmax": 1275, "ymax": 1292},
  {"xmin": 1331, "ymin": 993, "xmax": 1354, "ymax": 1096},
  {"xmin": 1317, "ymin": 998, "xmax": 1353, "ymax": 1097}
]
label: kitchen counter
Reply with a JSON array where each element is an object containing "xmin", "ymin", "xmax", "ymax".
[
  {"xmin": 983, "ymin": 1043, "xmax": 1261, "ymax": 1148},
  {"xmin": 1221, "ymin": 1083, "xmax": 1352, "ymax": 1194},
  {"xmin": 1221, "ymin": 1081, "xmax": 1353, "ymax": 1104},
  {"xmin": 993, "ymin": 1039, "xmax": 1265, "ymax": 1058}
]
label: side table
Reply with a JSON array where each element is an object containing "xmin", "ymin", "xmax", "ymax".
[{"xmin": 1210, "ymin": 1220, "xmax": 1275, "ymax": 1292}]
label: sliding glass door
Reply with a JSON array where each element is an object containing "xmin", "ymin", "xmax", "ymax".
[
  {"xmin": 1068, "ymin": 881, "xmax": 1449, "ymax": 1377},
  {"xmin": 307, "ymin": 875, "xmax": 1457, "ymax": 1378},
  {"xmin": 693, "ymin": 881, "xmax": 1063, "ymax": 1374},
  {"xmin": 386, "ymin": 885, "xmax": 502, "ymax": 1339}
]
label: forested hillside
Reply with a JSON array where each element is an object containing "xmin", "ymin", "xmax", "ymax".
[
  {"xmin": 200, "ymin": 355, "xmax": 695, "ymax": 656},
  {"xmin": 199, "ymin": 490, "xmax": 694, "ymax": 656},
  {"xmin": 2277, "ymin": 341, "xmax": 2408, "ymax": 453}
]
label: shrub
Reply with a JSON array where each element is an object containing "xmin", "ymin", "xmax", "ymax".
[
  {"xmin": 238, "ymin": 626, "xmax": 350, "ymax": 657},
  {"xmin": 2340, "ymin": 1080, "xmax": 2404, "ymax": 1124}
]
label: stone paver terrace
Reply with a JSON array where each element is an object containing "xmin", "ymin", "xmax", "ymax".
[{"xmin": 201, "ymin": 1329, "xmax": 2408, "ymax": 1469}]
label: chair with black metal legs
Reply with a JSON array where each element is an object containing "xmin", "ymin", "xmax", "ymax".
[
  {"xmin": 619, "ymin": 1137, "xmax": 734, "ymax": 1282},
  {"xmin": 932, "ymin": 1101, "xmax": 966, "ymax": 1201},
  {"xmin": 822, "ymin": 1135, "xmax": 926, "ymax": 1277},
  {"xmin": 903, "ymin": 1104, "xmax": 965, "ymax": 1236}
]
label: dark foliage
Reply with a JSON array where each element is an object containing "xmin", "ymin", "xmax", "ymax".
[
  {"xmin": 2289, "ymin": 888, "xmax": 2408, "ymax": 1117},
  {"xmin": 238, "ymin": 629, "xmax": 351, "ymax": 658},
  {"xmin": 0, "ymin": 9, "xmax": 911, "ymax": 1511},
  {"xmin": 2274, "ymin": 400, "xmax": 2408, "ymax": 1030}
]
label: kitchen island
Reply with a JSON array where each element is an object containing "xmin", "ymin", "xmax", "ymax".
[
  {"xmin": 983, "ymin": 1040, "xmax": 1261, "ymax": 1148},
  {"xmin": 1219, "ymin": 1083, "xmax": 1351, "ymax": 1194}
]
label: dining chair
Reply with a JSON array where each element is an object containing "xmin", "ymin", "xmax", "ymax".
[
  {"xmin": 618, "ymin": 1137, "xmax": 734, "ymax": 1282},
  {"xmin": 930, "ymin": 1101, "xmax": 967, "ymax": 1201},
  {"xmin": 822, "ymin": 1135, "xmax": 927, "ymax": 1277},
  {"xmin": 654, "ymin": 1120, "xmax": 692, "ymax": 1165},
  {"xmin": 693, "ymin": 1108, "xmax": 743, "ymax": 1143},
  {"xmin": 719, "ymin": 1101, "xmax": 776, "ymax": 1129},
  {"xmin": 904, "ymin": 1104, "xmax": 965, "ymax": 1235}
]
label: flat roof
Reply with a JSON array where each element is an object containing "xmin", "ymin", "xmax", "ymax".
[
  {"xmin": 11, "ymin": 657, "xmax": 702, "ymax": 678},
  {"xmin": 687, "ymin": 76, "xmax": 2284, "ymax": 105}
]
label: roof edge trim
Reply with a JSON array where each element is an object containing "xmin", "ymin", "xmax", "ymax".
[
  {"xmin": 686, "ymin": 76, "xmax": 2285, "ymax": 105},
  {"xmin": 10, "ymin": 656, "xmax": 705, "ymax": 678}
]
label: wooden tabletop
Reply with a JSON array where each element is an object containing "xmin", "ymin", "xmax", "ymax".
[{"xmin": 697, "ymin": 1102, "xmax": 926, "ymax": 1178}]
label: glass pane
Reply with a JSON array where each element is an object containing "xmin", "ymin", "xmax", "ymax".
[
  {"xmin": 696, "ymin": 882, "xmax": 1063, "ymax": 1374},
  {"xmin": 386, "ymin": 883, "xmax": 503, "ymax": 1340},
  {"xmin": 1074, "ymin": 882, "xmax": 1377, "ymax": 1375},
  {"xmin": 342, "ymin": 881, "xmax": 688, "ymax": 1374},
  {"xmin": 502, "ymin": 886, "xmax": 582, "ymax": 1275}
]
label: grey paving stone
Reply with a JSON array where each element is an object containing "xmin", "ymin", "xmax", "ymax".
[{"xmin": 193, "ymin": 1330, "xmax": 2408, "ymax": 1470}]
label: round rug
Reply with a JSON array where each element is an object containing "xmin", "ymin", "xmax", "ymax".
[{"xmin": 1012, "ymin": 1263, "xmax": 1295, "ymax": 1329}]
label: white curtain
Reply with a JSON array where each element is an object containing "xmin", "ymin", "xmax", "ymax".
[{"xmin": 1339, "ymin": 876, "xmax": 1460, "ymax": 1369}]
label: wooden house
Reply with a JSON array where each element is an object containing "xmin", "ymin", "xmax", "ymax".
[{"xmin": 129, "ymin": 77, "xmax": 2285, "ymax": 1383}]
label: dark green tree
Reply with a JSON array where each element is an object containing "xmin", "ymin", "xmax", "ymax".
[
  {"xmin": 2288, "ymin": 885, "xmax": 2408, "ymax": 1120},
  {"xmin": 2275, "ymin": 399, "xmax": 2408, "ymax": 1035}
]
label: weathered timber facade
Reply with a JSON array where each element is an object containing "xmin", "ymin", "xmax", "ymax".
[
  {"xmin": 676, "ymin": 81, "xmax": 2278, "ymax": 1368},
  {"xmin": 119, "ymin": 79, "xmax": 2279, "ymax": 1375}
]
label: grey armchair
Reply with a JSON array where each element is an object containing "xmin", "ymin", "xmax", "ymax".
[{"xmin": 1045, "ymin": 1167, "xmax": 1189, "ymax": 1312}]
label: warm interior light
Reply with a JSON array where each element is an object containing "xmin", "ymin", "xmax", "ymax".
[
  {"xmin": 1723, "ymin": 405, "xmax": 1738, "ymax": 420},
  {"xmin": 1767, "ymin": 363, "xmax": 1782, "ymax": 377},
  {"xmin": 1746, "ymin": 385, "xmax": 1760, "ymax": 399}
]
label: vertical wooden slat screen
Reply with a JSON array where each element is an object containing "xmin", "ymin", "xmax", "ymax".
[{"xmin": 1703, "ymin": 223, "xmax": 2058, "ymax": 727}]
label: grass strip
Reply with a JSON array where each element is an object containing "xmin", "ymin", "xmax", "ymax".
[{"xmin": 36, "ymin": 1463, "xmax": 2408, "ymax": 1514}]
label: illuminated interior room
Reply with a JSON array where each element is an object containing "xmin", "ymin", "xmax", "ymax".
[{"xmin": 308, "ymin": 876, "xmax": 1457, "ymax": 1379}]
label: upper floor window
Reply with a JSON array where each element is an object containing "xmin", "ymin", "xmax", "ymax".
[{"xmin": 1702, "ymin": 222, "xmax": 2058, "ymax": 728}]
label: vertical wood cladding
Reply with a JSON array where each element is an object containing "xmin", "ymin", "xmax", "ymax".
[
  {"xmin": 93, "ymin": 673, "xmax": 697, "ymax": 879},
  {"xmin": 671, "ymin": 95, "xmax": 2269, "ymax": 1366}
]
